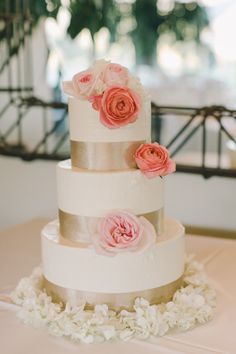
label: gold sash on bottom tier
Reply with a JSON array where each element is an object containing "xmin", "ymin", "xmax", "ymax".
[{"xmin": 43, "ymin": 276, "xmax": 182, "ymax": 312}]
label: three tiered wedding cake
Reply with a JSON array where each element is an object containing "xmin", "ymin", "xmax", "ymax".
[
  {"xmin": 11, "ymin": 60, "xmax": 215, "ymax": 343},
  {"xmin": 41, "ymin": 59, "xmax": 185, "ymax": 310}
]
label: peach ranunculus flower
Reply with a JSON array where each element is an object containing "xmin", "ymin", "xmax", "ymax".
[
  {"xmin": 99, "ymin": 86, "xmax": 141, "ymax": 128},
  {"xmin": 103, "ymin": 63, "xmax": 129, "ymax": 87},
  {"xmin": 134, "ymin": 143, "xmax": 176, "ymax": 178},
  {"xmin": 91, "ymin": 211, "xmax": 156, "ymax": 256}
]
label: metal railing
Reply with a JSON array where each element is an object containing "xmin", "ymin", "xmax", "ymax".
[{"xmin": 152, "ymin": 104, "xmax": 236, "ymax": 178}]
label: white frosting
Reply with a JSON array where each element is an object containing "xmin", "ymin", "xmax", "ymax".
[
  {"xmin": 41, "ymin": 219, "xmax": 185, "ymax": 293},
  {"xmin": 68, "ymin": 98, "xmax": 151, "ymax": 142},
  {"xmin": 57, "ymin": 160, "xmax": 164, "ymax": 217}
]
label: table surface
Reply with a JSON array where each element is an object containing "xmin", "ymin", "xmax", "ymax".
[{"xmin": 0, "ymin": 218, "xmax": 236, "ymax": 354}]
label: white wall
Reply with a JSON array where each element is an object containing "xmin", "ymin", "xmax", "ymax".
[
  {"xmin": 0, "ymin": 156, "xmax": 57, "ymax": 229},
  {"xmin": 166, "ymin": 173, "xmax": 236, "ymax": 232}
]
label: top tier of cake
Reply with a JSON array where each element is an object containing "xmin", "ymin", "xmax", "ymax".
[
  {"xmin": 63, "ymin": 60, "xmax": 152, "ymax": 171},
  {"xmin": 64, "ymin": 59, "xmax": 151, "ymax": 144},
  {"xmin": 69, "ymin": 97, "xmax": 151, "ymax": 143}
]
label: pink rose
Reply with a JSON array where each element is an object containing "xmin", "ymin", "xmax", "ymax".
[
  {"xmin": 99, "ymin": 86, "xmax": 141, "ymax": 128},
  {"xmin": 103, "ymin": 63, "xmax": 129, "ymax": 87},
  {"xmin": 72, "ymin": 70, "xmax": 96, "ymax": 98},
  {"xmin": 91, "ymin": 211, "xmax": 156, "ymax": 256},
  {"xmin": 134, "ymin": 143, "xmax": 176, "ymax": 178}
]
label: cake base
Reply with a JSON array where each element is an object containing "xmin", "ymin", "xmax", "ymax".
[{"xmin": 10, "ymin": 257, "xmax": 216, "ymax": 344}]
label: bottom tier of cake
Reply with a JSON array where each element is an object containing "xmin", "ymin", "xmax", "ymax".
[{"xmin": 41, "ymin": 218, "xmax": 185, "ymax": 311}]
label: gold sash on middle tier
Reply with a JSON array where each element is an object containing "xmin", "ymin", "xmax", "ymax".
[{"xmin": 59, "ymin": 208, "xmax": 164, "ymax": 243}]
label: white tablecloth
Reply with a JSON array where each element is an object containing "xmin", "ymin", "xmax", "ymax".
[{"xmin": 0, "ymin": 219, "xmax": 236, "ymax": 354}]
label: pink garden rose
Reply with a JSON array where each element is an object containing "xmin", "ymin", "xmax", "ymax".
[
  {"xmin": 99, "ymin": 86, "xmax": 141, "ymax": 128},
  {"xmin": 91, "ymin": 211, "xmax": 156, "ymax": 256},
  {"xmin": 103, "ymin": 63, "xmax": 129, "ymax": 87},
  {"xmin": 72, "ymin": 70, "xmax": 96, "ymax": 98},
  {"xmin": 134, "ymin": 143, "xmax": 176, "ymax": 178}
]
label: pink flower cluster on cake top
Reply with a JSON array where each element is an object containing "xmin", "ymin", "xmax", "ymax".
[
  {"xmin": 63, "ymin": 59, "xmax": 142, "ymax": 129},
  {"xmin": 63, "ymin": 59, "xmax": 176, "ymax": 179}
]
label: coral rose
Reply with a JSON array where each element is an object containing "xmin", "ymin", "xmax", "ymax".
[
  {"xmin": 103, "ymin": 63, "xmax": 129, "ymax": 87},
  {"xmin": 91, "ymin": 211, "xmax": 156, "ymax": 256},
  {"xmin": 135, "ymin": 143, "xmax": 176, "ymax": 178},
  {"xmin": 88, "ymin": 94, "xmax": 103, "ymax": 110},
  {"xmin": 99, "ymin": 86, "xmax": 141, "ymax": 128}
]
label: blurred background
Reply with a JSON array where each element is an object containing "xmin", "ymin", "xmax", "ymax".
[{"xmin": 0, "ymin": 0, "xmax": 236, "ymax": 235}]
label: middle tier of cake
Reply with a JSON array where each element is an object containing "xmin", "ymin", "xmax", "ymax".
[{"xmin": 57, "ymin": 160, "xmax": 164, "ymax": 242}]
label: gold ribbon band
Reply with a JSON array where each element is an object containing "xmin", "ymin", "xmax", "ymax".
[
  {"xmin": 43, "ymin": 276, "xmax": 183, "ymax": 312},
  {"xmin": 59, "ymin": 208, "xmax": 164, "ymax": 243},
  {"xmin": 70, "ymin": 140, "xmax": 144, "ymax": 170}
]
